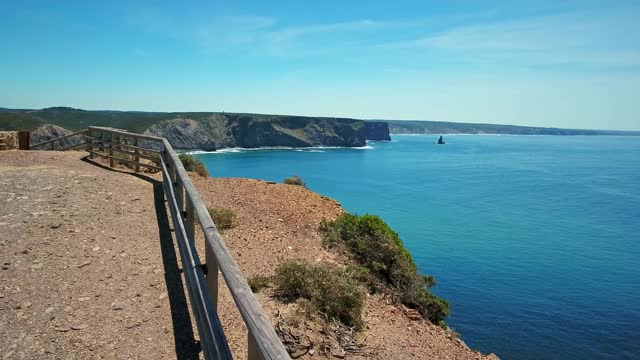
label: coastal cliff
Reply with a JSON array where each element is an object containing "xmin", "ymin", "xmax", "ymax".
[
  {"xmin": 191, "ymin": 175, "xmax": 498, "ymax": 359},
  {"xmin": 0, "ymin": 108, "xmax": 375, "ymax": 151},
  {"xmin": 1, "ymin": 107, "xmax": 638, "ymax": 144},
  {"xmin": 144, "ymin": 113, "xmax": 368, "ymax": 150},
  {"xmin": 364, "ymin": 121, "xmax": 392, "ymax": 140}
]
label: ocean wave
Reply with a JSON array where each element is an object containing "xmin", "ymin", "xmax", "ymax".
[{"xmin": 186, "ymin": 144, "xmax": 373, "ymax": 155}]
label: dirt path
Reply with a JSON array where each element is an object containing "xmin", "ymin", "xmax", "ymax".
[
  {"xmin": 0, "ymin": 151, "xmax": 197, "ymax": 359},
  {"xmin": 0, "ymin": 150, "xmax": 497, "ymax": 359}
]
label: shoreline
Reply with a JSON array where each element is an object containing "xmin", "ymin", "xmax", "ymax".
[{"xmin": 185, "ymin": 143, "xmax": 375, "ymax": 155}]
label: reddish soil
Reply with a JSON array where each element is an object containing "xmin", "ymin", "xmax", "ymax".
[
  {"xmin": 0, "ymin": 151, "xmax": 197, "ymax": 359},
  {"xmin": 0, "ymin": 150, "xmax": 498, "ymax": 359},
  {"xmin": 192, "ymin": 177, "xmax": 499, "ymax": 360}
]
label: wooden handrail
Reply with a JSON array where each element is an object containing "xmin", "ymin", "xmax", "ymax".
[
  {"xmin": 31, "ymin": 129, "xmax": 88, "ymax": 149},
  {"xmin": 162, "ymin": 138, "xmax": 290, "ymax": 359},
  {"xmin": 72, "ymin": 126, "xmax": 291, "ymax": 360},
  {"xmin": 160, "ymin": 155, "xmax": 233, "ymax": 359},
  {"xmin": 88, "ymin": 126, "xmax": 165, "ymax": 143}
]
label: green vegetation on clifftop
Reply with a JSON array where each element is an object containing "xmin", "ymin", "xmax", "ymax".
[
  {"xmin": 178, "ymin": 154, "xmax": 209, "ymax": 177},
  {"xmin": 321, "ymin": 213, "xmax": 450, "ymax": 325},
  {"xmin": 274, "ymin": 260, "xmax": 366, "ymax": 328}
]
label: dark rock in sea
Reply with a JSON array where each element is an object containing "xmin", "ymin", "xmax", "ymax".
[{"xmin": 364, "ymin": 121, "xmax": 391, "ymax": 141}]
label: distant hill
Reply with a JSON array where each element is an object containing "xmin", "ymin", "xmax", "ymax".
[
  {"xmin": 0, "ymin": 107, "xmax": 177, "ymax": 133},
  {"xmin": 382, "ymin": 120, "xmax": 640, "ymax": 136}
]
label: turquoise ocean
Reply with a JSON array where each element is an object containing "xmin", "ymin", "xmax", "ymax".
[{"xmin": 193, "ymin": 135, "xmax": 640, "ymax": 360}]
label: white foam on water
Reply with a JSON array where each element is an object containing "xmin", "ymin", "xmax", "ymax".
[{"xmin": 185, "ymin": 143, "xmax": 374, "ymax": 155}]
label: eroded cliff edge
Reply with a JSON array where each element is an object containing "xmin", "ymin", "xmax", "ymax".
[
  {"xmin": 191, "ymin": 176, "xmax": 498, "ymax": 359},
  {"xmin": 144, "ymin": 113, "xmax": 369, "ymax": 150},
  {"xmin": 1, "ymin": 108, "xmax": 395, "ymax": 151},
  {"xmin": 364, "ymin": 121, "xmax": 392, "ymax": 141}
]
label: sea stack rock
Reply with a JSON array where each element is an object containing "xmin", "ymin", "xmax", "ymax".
[{"xmin": 364, "ymin": 121, "xmax": 391, "ymax": 141}]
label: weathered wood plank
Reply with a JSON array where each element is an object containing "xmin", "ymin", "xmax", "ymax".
[
  {"xmin": 89, "ymin": 129, "xmax": 95, "ymax": 159},
  {"xmin": 86, "ymin": 150, "xmax": 162, "ymax": 171},
  {"xmin": 205, "ymin": 242, "xmax": 219, "ymax": 310},
  {"xmin": 133, "ymin": 137, "xmax": 140, "ymax": 173},
  {"xmin": 108, "ymin": 146, "xmax": 160, "ymax": 162},
  {"xmin": 88, "ymin": 126, "xmax": 165, "ymax": 143},
  {"xmin": 160, "ymin": 157, "xmax": 233, "ymax": 360},
  {"xmin": 60, "ymin": 141, "xmax": 89, "ymax": 151},
  {"xmin": 85, "ymin": 140, "xmax": 163, "ymax": 155},
  {"xmin": 30, "ymin": 129, "xmax": 88, "ymax": 149},
  {"xmin": 109, "ymin": 133, "xmax": 115, "ymax": 168},
  {"xmin": 248, "ymin": 331, "xmax": 262, "ymax": 360},
  {"xmin": 186, "ymin": 195, "xmax": 196, "ymax": 245},
  {"xmin": 162, "ymin": 139, "xmax": 290, "ymax": 360},
  {"xmin": 35, "ymin": 126, "xmax": 290, "ymax": 359}
]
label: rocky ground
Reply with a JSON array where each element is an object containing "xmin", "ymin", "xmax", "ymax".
[
  {"xmin": 192, "ymin": 177, "xmax": 499, "ymax": 360},
  {"xmin": 1, "ymin": 150, "xmax": 497, "ymax": 359},
  {"xmin": 0, "ymin": 151, "xmax": 195, "ymax": 359}
]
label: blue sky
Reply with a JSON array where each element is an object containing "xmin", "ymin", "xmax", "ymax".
[{"xmin": 1, "ymin": 0, "xmax": 639, "ymax": 130}]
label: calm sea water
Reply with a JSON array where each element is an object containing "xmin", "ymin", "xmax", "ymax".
[{"xmin": 194, "ymin": 135, "xmax": 640, "ymax": 360}]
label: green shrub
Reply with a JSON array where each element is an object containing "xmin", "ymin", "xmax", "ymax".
[
  {"xmin": 274, "ymin": 260, "xmax": 365, "ymax": 328},
  {"xmin": 283, "ymin": 176, "xmax": 306, "ymax": 187},
  {"xmin": 320, "ymin": 213, "xmax": 450, "ymax": 325},
  {"xmin": 248, "ymin": 275, "xmax": 271, "ymax": 293},
  {"xmin": 178, "ymin": 154, "xmax": 209, "ymax": 177},
  {"xmin": 208, "ymin": 208, "xmax": 236, "ymax": 230}
]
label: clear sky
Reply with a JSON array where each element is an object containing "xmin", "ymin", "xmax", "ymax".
[{"xmin": 2, "ymin": 0, "xmax": 639, "ymax": 130}]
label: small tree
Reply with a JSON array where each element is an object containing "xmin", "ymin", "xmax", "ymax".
[{"xmin": 178, "ymin": 154, "xmax": 209, "ymax": 177}]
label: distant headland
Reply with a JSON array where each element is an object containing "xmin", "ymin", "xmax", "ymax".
[{"xmin": 383, "ymin": 119, "xmax": 640, "ymax": 136}]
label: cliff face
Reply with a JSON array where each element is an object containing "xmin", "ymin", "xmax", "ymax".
[
  {"xmin": 365, "ymin": 121, "xmax": 391, "ymax": 140},
  {"xmin": 145, "ymin": 113, "xmax": 367, "ymax": 150}
]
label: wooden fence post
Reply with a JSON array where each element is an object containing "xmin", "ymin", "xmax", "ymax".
[
  {"xmin": 176, "ymin": 180, "xmax": 185, "ymax": 213},
  {"xmin": 205, "ymin": 242, "xmax": 219, "ymax": 310},
  {"xmin": 89, "ymin": 129, "xmax": 95, "ymax": 158},
  {"xmin": 248, "ymin": 332, "xmax": 261, "ymax": 360},
  {"xmin": 185, "ymin": 196, "xmax": 195, "ymax": 244},
  {"xmin": 18, "ymin": 131, "xmax": 30, "ymax": 150},
  {"xmin": 133, "ymin": 137, "xmax": 140, "ymax": 172},
  {"xmin": 109, "ymin": 133, "xmax": 115, "ymax": 167},
  {"xmin": 99, "ymin": 130, "xmax": 105, "ymax": 156}
]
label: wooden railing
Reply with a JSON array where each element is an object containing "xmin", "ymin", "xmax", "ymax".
[
  {"xmin": 30, "ymin": 129, "xmax": 90, "ymax": 150},
  {"xmin": 84, "ymin": 126, "xmax": 290, "ymax": 360}
]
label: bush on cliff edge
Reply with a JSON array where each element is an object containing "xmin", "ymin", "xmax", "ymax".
[
  {"xmin": 283, "ymin": 175, "xmax": 306, "ymax": 187},
  {"xmin": 321, "ymin": 213, "xmax": 450, "ymax": 325},
  {"xmin": 274, "ymin": 260, "xmax": 365, "ymax": 328},
  {"xmin": 178, "ymin": 154, "xmax": 209, "ymax": 177}
]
